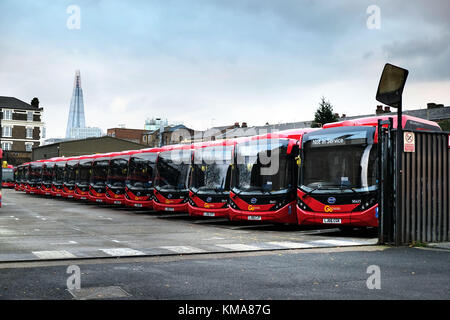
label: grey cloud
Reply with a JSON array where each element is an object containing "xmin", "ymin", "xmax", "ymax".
[{"xmin": 382, "ymin": 33, "xmax": 450, "ymax": 80}]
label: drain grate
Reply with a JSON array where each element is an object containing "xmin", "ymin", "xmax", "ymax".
[{"xmin": 68, "ymin": 286, "xmax": 131, "ymax": 300}]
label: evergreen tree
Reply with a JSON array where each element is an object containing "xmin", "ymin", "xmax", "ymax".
[
  {"xmin": 31, "ymin": 97, "xmax": 40, "ymax": 108},
  {"xmin": 312, "ymin": 97, "xmax": 338, "ymax": 127}
]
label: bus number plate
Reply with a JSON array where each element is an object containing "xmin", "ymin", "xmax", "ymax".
[
  {"xmin": 203, "ymin": 212, "xmax": 215, "ymax": 217},
  {"xmin": 134, "ymin": 204, "xmax": 143, "ymax": 208},
  {"xmin": 114, "ymin": 201, "xmax": 121, "ymax": 204},
  {"xmin": 165, "ymin": 207, "xmax": 175, "ymax": 211},
  {"xmin": 248, "ymin": 216, "xmax": 261, "ymax": 221},
  {"xmin": 323, "ymin": 218, "xmax": 341, "ymax": 224},
  {"xmin": 96, "ymin": 199, "xmax": 103, "ymax": 202},
  {"xmin": 80, "ymin": 197, "xmax": 86, "ymax": 200}
]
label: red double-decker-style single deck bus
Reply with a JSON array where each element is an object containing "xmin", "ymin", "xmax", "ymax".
[
  {"xmin": 188, "ymin": 139, "xmax": 241, "ymax": 218},
  {"xmin": 73, "ymin": 155, "xmax": 96, "ymax": 201},
  {"xmin": 62, "ymin": 156, "xmax": 83, "ymax": 199},
  {"xmin": 51, "ymin": 158, "xmax": 67, "ymax": 197},
  {"xmin": 88, "ymin": 153, "xmax": 113, "ymax": 204},
  {"xmin": 105, "ymin": 150, "xmax": 139, "ymax": 206},
  {"xmin": 40, "ymin": 160, "xmax": 56, "ymax": 196},
  {"xmin": 153, "ymin": 144, "xmax": 193, "ymax": 212},
  {"xmin": 297, "ymin": 115, "xmax": 441, "ymax": 229},
  {"xmin": 124, "ymin": 148, "xmax": 161, "ymax": 209},
  {"xmin": 228, "ymin": 128, "xmax": 315, "ymax": 224},
  {"xmin": 2, "ymin": 165, "xmax": 15, "ymax": 189},
  {"xmin": 25, "ymin": 161, "xmax": 45, "ymax": 195}
]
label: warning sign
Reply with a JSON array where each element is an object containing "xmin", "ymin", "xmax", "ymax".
[{"xmin": 404, "ymin": 132, "xmax": 415, "ymax": 152}]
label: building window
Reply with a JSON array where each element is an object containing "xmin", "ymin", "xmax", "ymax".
[
  {"xmin": 27, "ymin": 111, "xmax": 34, "ymax": 121},
  {"xmin": 3, "ymin": 109, "xmax": 12, "ymax": 120},
  {"xmin": 2, "ymin": 126, "xmax": 12, "ymax": 137},
  {"xmin": 26, "ymin": 127, "xmax": 33, "ymax": 139},
  {"xmin": 1, "ymin": 142, "xmax": 12, "ymax": 151},
  {"xmin": 25, "ymin": 143, "xmax": 33, "ymax": 152}
]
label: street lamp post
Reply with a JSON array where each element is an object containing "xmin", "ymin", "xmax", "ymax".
[{"xmin": 376, "ymin": 63, "xmax": 409, "ymax": 245}]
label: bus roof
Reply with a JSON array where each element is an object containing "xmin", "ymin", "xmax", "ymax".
[{"xmin": 323, "ymin": 115, "xmax": 441, "ymax": 131}]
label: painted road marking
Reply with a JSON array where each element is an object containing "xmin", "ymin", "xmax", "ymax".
[
  {"xmin": 100, "ymin": 248, "xmax": 145, "ymax": 256},
  {"xmin": 32, "ymin": 250, "xmax": 76, "ymax": 259},
  {"xmin": 265, "ymin": 241, "xmax": 313, "ymax": 249},
  {"xmin": 160, "ymin": 246, "xmax": 206, "ymax": 254},
  {"xmin": 310, "ymin": 239, "xmax": 366, "ymax": 247},
  {"xmin": 216, "ymin": 243, "xmax": 262, "ymax": 251},
  {"xmin": 50, "ymin": 241, "xmax": 78, "ymax": 245}
]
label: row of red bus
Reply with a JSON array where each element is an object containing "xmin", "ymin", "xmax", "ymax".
[{"xmin": 13, "ymin": 115, "xmax": 441, "ymax": 228}]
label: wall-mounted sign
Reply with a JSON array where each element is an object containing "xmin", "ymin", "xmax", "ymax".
[{"xmin": 404, "ymin": 132, "xmax": 415, "ymax": 152}]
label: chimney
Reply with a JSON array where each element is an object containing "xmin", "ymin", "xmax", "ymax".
[
  {"xmin": 376, "ymin": 105, "xmax": 384, "ymax": 115},
  {"xmin": 427, "ymin": 103, "xmax": 437, "ymax": 109},
  {"xmin": 234, "ymin": 122, "xmax": 240, "ymax": 128},
  {"xmin": 342, "ymin": 114, "xmax": 346, "ymax": 118},
  {"xmin": 384, "ymin": 106, "xmax": 391, "ymax": 113},
  {"xmin": 241, "ymin": 122, "xmax": 248, "ymax": 128},
  {"xmin": 334, "ymin": 113, "xmax": 339, "ymax": 118}
]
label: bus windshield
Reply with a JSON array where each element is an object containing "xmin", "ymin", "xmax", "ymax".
[
  {"xmin": 127, "ymin": 153, "xmax": 157, "ymax": 189},
  {"xmin": 65, "ymin": 161, "xmax": 78, "ymax": 185},
  {"xmin": 42, "ymin": 163, "xmax": 54, "ymax": 183},
  {"xmin": 107, "ymin": 158, "xmax": 129, "ymax": 187},
  {"xmin": 2, "ymin": 168, "xmax": 14, "ymax": 182},
  {"xmin": 76, "ymin": 160, "xmax": 92, "ymax": 185},
  {"xmin": 91, "ymin": 159, "xmax": 109, "ymax": 187},
  {"xmin": 156, "ymin": 150, "xmax": 191, "ymax": 191},
  {"xmin": 300, "ymin": 128, "xmax": 377, "ymax": 193},
  {"xmin": 53, "ymin": 163, "xmax": 66, "ymax": 183},
  {"xmin": 191, "ymin": 145, "xmax": 233, "ymax": 192},
  {"xmin": 29, "ymin": 164, "xmax": 43, "ymax": 183},
  {"xmin": 232, "ymin": 139, "xmax": 294, "ymax": 193}
]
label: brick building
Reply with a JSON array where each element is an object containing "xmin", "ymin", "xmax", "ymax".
[
  {"xmin": 107, "ymin": 128, "xmax": 149, "ymax": 144},
  {"xmin": 0, "ymin": 96, "xmax": 45, "ymax": 165},
  {"xmin": 141, "ymin": 124, "xmax": 195, "ymax": 147}
]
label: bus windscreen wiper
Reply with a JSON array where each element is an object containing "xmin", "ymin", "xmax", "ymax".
[
  {"xmin": 339, "ymin": 185, "xmax": 357, "ymax": 193},
  {"xmin": 214, "ymin": 178, "xmax": 225, "ymax": 193},
  {"xmin": 302, "ymin": 186, "xmax": 321, "ymax": 199}
]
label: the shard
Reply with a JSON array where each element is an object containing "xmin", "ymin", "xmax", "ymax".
[{"xmin": 65, "ymin": 70, "xmax": 86, "ymax": 138}]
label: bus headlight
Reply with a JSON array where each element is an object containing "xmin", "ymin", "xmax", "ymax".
[
  {"xmin": 352, "ymin": 197, "xmax": 377, "ymax": 212},
  {"xmin": 297, "ymin": 198, "xmax": 312, "ymax": 211},
  {"xmin": 272, "ymin": 199, "xmax": 288, "ymax": 211},
  {"xmin": 228, "ymin": 198, "xmax": 238, "ymax": 209}
]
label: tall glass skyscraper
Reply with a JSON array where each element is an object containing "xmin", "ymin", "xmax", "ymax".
[{"xmin": 65, "ymin": 70, "xmax": 86, "ymax": 138}]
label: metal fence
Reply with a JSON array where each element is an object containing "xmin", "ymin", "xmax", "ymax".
[{"xmin": 379, "ymin": 124, "xmax": 450, "ymax": 244}]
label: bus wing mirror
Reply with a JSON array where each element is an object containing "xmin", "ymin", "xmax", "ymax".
[{"xmin": 376, "ymin": 63, "xmax": 409, "ymax": 108}]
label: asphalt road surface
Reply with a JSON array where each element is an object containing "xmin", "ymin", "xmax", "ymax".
[
  {"xmin": 0, "ymin": 189, "xmax": 448, "ymax": 300},
  {"xmin": 0, "ymin": 189, "xmax": 376, "ymax": 262}
]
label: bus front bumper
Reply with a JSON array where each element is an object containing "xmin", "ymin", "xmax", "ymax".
[
  {"xmin": 124, "ymin": 198, "xmax": 153, "ymax": 209},
  {"xmin": 188, "ymin": 204, "xmax": 229, "ymax": 218},
  {"xmin": 153, "ymin": 201, "xmax": 188, "ymax": 213},
  {"xmin": 296, "ymin": 205, "xmax": 379, "ymax": 227},
  {"xmin": 228, "ymin": 202, "xmax": 297, "ymax": 224}
]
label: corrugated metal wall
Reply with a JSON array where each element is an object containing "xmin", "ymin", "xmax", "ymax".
[{"xmin": 400, "ymin": 131, "xmax": 449, "ymax": 243}]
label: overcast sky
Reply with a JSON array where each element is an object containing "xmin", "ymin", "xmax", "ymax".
[{"xmin": 0, "ymin": 0, "xmax": 449, "ymax": 138}]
